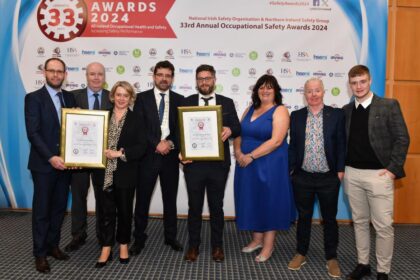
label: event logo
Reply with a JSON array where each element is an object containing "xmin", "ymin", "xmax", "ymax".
[
  {"xmin": 282, "ymin": 51, "xmax": 292, "ymax": 62},
  {"xmin": 232, "ymin": 68, "xmax": 241, "ymax": 77},
  {"xmin": 249, "ymin": 51, "xmax": 258, "ymax": 60},
  {"xmin": 132, "ymin": 49, "xmax": 142, "ymax": 58},
  {"xmin": 330, "ymin": 54, "xmax": 344, "ymax": 61},
  {"xmin": 37, "ymin": 0, "xmax": 88, "ymax": 42},
  {"xmin": 215, "ymin": 84, "xmax": 224, "ymax": 94},
  {"xmin": 331, "ymin": 87, "xmax": 340, "ymax": 96},
  {"xmin": 37, "ymin": 47, "xmax": 45, "ymax": 57},
  {"xmin": 116, "ymin": 65, "xmax": 125, "ymax": 74}
]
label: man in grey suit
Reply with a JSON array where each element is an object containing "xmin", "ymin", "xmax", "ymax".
[
  {"xmin": 343, "ymin": 65, "xmax": 409, "ymax": 280},
  {"xmin": 65, "ymin": 62, "xmax": 112, "ymax": 252}
]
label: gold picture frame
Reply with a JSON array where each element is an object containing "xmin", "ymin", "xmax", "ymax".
[
  {"xmin": 60, "ymin": 108, "xmax": 109, "ymax": 168},
  {"xmin": 178, "ymin": 105, "xmax": 224, "ymax": 161}
]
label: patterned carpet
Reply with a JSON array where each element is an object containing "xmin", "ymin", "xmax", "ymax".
[{"xmin": 0, "ymin": 210, "xmax": 419, "ymax": 279}]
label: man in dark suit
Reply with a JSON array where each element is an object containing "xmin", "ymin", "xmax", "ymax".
[
  {"xmin": 24, "ymin": 58, "xmax": 76, "ymax": 273},
  {"xmin": 344, "ymin": 65, "xmax": 409, "ymax": 280},
  {"xmin": 288, "ymin": 78, "xmax": 346, "ymax": 278},
  {"xmin": 182, "ymin": 64, "xmax": 241, "ymax": 262},
  {"xmin": 130, "ymin": 61, "xmax": 184, "ymax": 255},
  {"xmin": 65, "ymin": 62, "xmax": 112, "ymax": 252}
]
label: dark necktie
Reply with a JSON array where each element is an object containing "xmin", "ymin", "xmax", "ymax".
[
  {"xmin": 93, "ymin": 93, "xmax": 100, "ymax": 110},
  {"xmin": 159, "ymin": 93, "xmax": 165, "ymax": 124},
  {"xmin": 202, "ymin": 96, "xmax": 213, "ymax": 106},
  {"xmin": 56, "ymin": 92, "xmax": 66, "ymax": 108}
]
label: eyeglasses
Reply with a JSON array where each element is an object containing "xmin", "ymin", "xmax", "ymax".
[
  {"xmin": 196, "ymin": 77, "xmax": 214, "ymax": 83},
  {"xmin": 155, "ymin": 73, "xmax": 173, "ymax": 79},
  {"xmin": 45, "ymin": 69, "xmax": 65, "ymax": 75}
]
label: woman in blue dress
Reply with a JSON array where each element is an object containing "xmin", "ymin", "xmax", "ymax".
[{"xmin": 233, "ymin": 74, "xmax": 295, "ymax": 262}]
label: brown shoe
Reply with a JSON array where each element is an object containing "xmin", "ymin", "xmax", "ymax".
[
  {"xmin": 47, "ymin": 247, "xmax": 70, "ymax": 261},
  {"xmin": 288, "ymin": 253, "xmax": 306, "ymax": 270},
  {"xmin": 212, "ymin": 247, "xmax": 224, "ymax": 262},
  {"xmin": 184, "ymin": 247, "xmax": 199, "ymax": 262},
  {"xmin": 326, "ymin": 259, "xmax": 342, "ymax": 278},
  {"xmin": 35, "ymin": 257, "xmax": 50, "ymax": 273}
]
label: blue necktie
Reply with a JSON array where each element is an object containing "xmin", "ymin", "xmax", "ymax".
[
  {"xmin": 158, "ymin": 93, "xmax": 165, "ymax": 124},
  {"xmin": 56, "ymin": 92, "xmax": 65, "ymax": 108},
  {"xmin": 93, "ymin": 93, "xmax": 100, "ymax": 110}
]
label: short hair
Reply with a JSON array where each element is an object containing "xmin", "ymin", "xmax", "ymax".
[
  {"xmin": 85, "ymin": 62, "xmax": 105, "ymax": 75},
  {"xmin": 109, "ymin": 81, "xmax": 136, "ymax": 106},
  {"xmin": 154, "ymin": 60, "xmax": 175, "ymax": 77},
  {"xmin": 304, "ymin": 77, "xmax": 325, "ymax": 92},
  {"xmin": 251, "ymin": 74, "xmax": 283, "ymax": 109},
  {"xmin": 196, "ymin": 64, "xmax": 216, "ymax": 78},
  {"xmin": 348, "ymin": 65, "xmax": 371, "ymax": 79},
  {"xmin": 44, "ymin": 57, "xmax": 66, "ymax": 71}
]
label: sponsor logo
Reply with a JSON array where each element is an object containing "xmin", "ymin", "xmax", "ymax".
[
  {"xmin": 216, "ymin": 69, "xmax": 229, "ymax": 75},
  {"xmin": 196, "ymin": 51, "xmax": 210, "ymax": 57},
  {"xmin": 149, "ymin": 48, "xmax": 157, "ymax": 57},
  {"xmin": 232, "ymin": 67, "xmax": 241, "ymax": 77},
  {"xmin": 229, "ymin": 52, "xmax": 246, "ymax": 58},
  {"xmin": 179, "ymin": 84, "xmax": 193, "ymax": 91},
  {"xmin": 132, "ymin": 48, "xmax": 142, "ymax": 58},
  {"xmin": 132, "ymin": 65, "xmax": 141, "ymax": 75},
  {"xmin": 133, "ymin": 82, "xmax": 141, "ymax": 92},
  {"xmin": 297, "ymin": 51, "xmax": 311, "ymax": 61},
  {"xmin": 113, "ymin": 50, "xmax": 130, "ymax": 56},
  {"xmin": 67, "ymin": 66, "xmax": 79, "ymax": 72},
  {"xmin": 37, "ymin": 47, "xmax": 45, "ymax": 56},
  {"xmin": 81, "ymin": 50, "xmax": 95, "ymax": 55},
  {"xmin": 313, "ymin": 54, "xmax": 328, "ymax": 60},
  {"xmin": 296, "ymin": 87, "xmax": 305, "ymax": 93},
  {"xmin": 231, "ymin": 84, "xmax": 239, "ymax": 93},
  {"xmin": 215, "ymin": 84, "xmax": 223, "ymax": 93},
  {"xmin": 104, "ymin": 67, "xmax": 113, "ymax": 73},
  {"xmin": 249, "ymin": 51, "xmax": 258, "ymax": 60},
  {"xmin": 313, "ymin": 70, "xmax": 327, "ymax": 77},
  {"xmin": 282, "ymin": 51, "xmax": 292, "ymax": 62},
  {"xmin": 36, "ymin": 64, "xmax": 44, "ymax": 74},
  {"xmin": 331, "ymin": 87, "xmax": 340, "ymax": 96},
  {"xmin": 266, "ymin": 51, "xmax": 274, "ymax": 60},
  {"xmin": 52, "ymin": 47, "xmax": 61, "ymax": 57},
  {"xmin": 213, "ymin": 50, "xmax": 227, "ymax": 58},
  {"xmin": 116, "ymin": 65, "xmax": 125, "ymax": 74},
  {"xmin": 279, "ymin": 68, "xmax": 293, "ymax": 77},
  {"xmin": 65, "ymin": 81, "xmax": 79, "ymax": 89},
  {"xmin": 179, "ymin": 68, "xmax": 193, "ymax": 74},
  {"xmin": 330, "ymin": 54, "xmax": 344, "ymax": 61},
  {"xmin": 98, "ymin": 49, "xmax": 111, "ymax": 56},
  {"xmin": 266, "ymin": 68, "xmax": 274, "ymax": 75},
  {"xmin": 165, "ymin": 48, "xmax": 174, "ymax": 59},
  {"xmin": 35, "ymin": 79, "xmax": 44, "ymax": 86},
  {"xmin": 282, "ymin": 88, "xmax": 293, "ymax": 93},
  {"xmin": 180, "ymin": 49, "xmax": 193, "ymax": 57},
  {"xmin": 149, "ymin": 66, "xmax": 155, "ymax": 75},
  {"xmin": 248, "ymin": 68, "xmax": 257, "ymax": 77},
  {"xmin": 295, "ymin": 71, "xmax": 310, "ymax": 77},
  {"xmin": 65, "ymin": 47, "xmax": 78, "ymax": 57}
]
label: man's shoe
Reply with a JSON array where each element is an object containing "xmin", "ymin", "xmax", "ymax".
[
  {"xmin": 35, "ymin": 257, "xmax": 50, "ymax": 273},
  {"xmin": 184, "ymin": 247, "xmax": 199, "ymax": 262},
  {"xmin": 346, "ymin": 264, "xmax": 371, "ymax": 280},
  {"xmin": 326, "ymin": 259, "xmax": 342, "ymax": 278},
  {"xmin": 164, "ymin": 239, "xmax": 183, "ymax": 251},
  {"xmin": 64, "ymin": 236, "xmax": 86, "ymax": 252},
  {"xmin": 129, "ymin": 242, "xmax": 144, "ymax": 256},
  {"xmin": 288, "ymin": 254, "xmax": 307, "ymax": 270},
  {"xmin": 377, "ymin": 273, "xmax": 389, "ymax": 280},
  {"xmin": 47, "ymin": 247, "xmax": 70, "ymax": 261},
  {"xmin": 212, "ymin": 247, "xmax": 224, "ymax": 262}
]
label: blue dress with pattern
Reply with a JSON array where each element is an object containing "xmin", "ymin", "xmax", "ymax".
[{"xmin": 234, "ymin": 106, "xmax": 295, "ymax": 231}]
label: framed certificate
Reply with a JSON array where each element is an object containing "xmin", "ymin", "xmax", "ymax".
[
  {"xmin": 60, "ymin": 108, "xmax": 109, "ymax": 168},
  {"xmin": 178, "ymin": 105, "xmax": 224, "ymax": 161}
]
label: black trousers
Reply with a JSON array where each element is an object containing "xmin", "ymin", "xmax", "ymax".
[
  {"xmin": 133, "ymin": 151, "xmax": 179, "ymax": 244},
  {"xmin": 184, "ymin": 164, "xmax": 229, "ymax": 248},
  {"xmin": 97, "ymin": 185, "xmax": 135, "ymax": 246},
  {"xmin": 70, "ymin": 170, "xmax": 101, "ymax": 240},
  {"xmin": 291, "ymin": 170, "xmax": 340, "ymax": 260},
  {"xmin": 31, "ymin": 170, "xmax": 71, "ymax": 257}
]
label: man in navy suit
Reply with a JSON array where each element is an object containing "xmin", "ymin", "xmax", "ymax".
[
  {"xmin": 65, "ymin": 62, "xmax": 112, "ymax": 252},
  {"xmin": 130, "ymin": 61, "xmax": 184, "ymax": 255},
  {"xmin": 182, "ymin": 64, "xmax": 241, "ymax": 262},
  {"xmin": 24, "ymin": 58, "xmax": 76, "ymax": 273},
  {"xmin": 288, "ymin": 78, "xmax": 346, "ymax": 278}
]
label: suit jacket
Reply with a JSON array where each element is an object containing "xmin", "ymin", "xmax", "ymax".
[
  {"xmin": 71, "ymin": 88, "xmax": 112, "ymax": 110},
  {"xmin": 92, "ymin": 109, "xmax": 147, "ymax": 187},
  {"xmin": 25, "ymin": 85, "xmax": 76, "ymax": 173},
  {"xmin": 289, "ymin": 105, "xmax": 346, "ymax": 174},
  {"xmin": 343, "ymin": 94, "xmax": 410, "ymax": 179},
  {"xmin": 182, "ymin": 94, "xmax": 241, "ymax": 167}
]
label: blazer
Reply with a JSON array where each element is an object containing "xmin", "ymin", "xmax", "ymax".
[
  {"xmin": 343, "ymin": 94, "xmax": 410, "ymax": 179},
  {"xmin": 25, "ymin": 85, "xmax": 76, "ymax": 173},
  {"xmin": 133, "ymin": 89, "xmax": 184, "ymax": 154},
  {"xmin": 71, "ymin": 88, "xmax": 112, "ymax": 110},
  {"xmin": 289, "ymin": 105, "xmax": 346, "ymax": 174},
  {"xmin": 182, "ymin": 94, "xmax": 241, "ymax": 167},
  {"xmin": 92, "ymin": 109, "xmax": 147, "ymax": 188}
]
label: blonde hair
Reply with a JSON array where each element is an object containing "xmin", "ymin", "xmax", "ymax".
[{"xmin": 109, "ymin": 81, "xmax": 136, "ymax": 106}]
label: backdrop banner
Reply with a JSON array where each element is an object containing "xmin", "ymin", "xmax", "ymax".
[{"xmin": 0, "ymin": 0, "xmax": 387, "ymax": 219}]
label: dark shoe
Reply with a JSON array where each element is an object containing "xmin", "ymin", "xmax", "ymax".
[
  {"xmin": 47, "ymin": 247, "xmax": 70, "ymax": 261},
  {"xmin": 64, "ymin": 236, "xmax": 86, "ymax": 252},
  {"xmin": 347, "ymin": 264, "xmax": 371, "ymax": 280},
  {"xmin": 164, "ymin": 239, "xmax": 183, "ymax": 251},
  {"xmin": 35, "ymin": 257, "xmax": 50, "ymax": 273},
  {"xmin": 212, "ymin": 247, "xmax": 224, "ymax": 262},
  {"xmin": 184, "ymin": 247, "xmax": 199, "ymax": 262},
  {"xmin": 129, "ymin": 242, "xmax": 144, "ymax": 256},
  {"xmin": 95, "ymin": 251, "xmax": 113, "ymax": 268},
  {"xmin": 119, "ymin": 257, "xmax": 130, "ymax": 264},
  {"xmin": 377, "ymin": 273, "xmax": 389, "ymax": 280}
]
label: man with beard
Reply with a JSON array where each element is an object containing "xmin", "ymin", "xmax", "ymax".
[
  {"xmin": 182, "ymin": 64, "xmax": 241, "ymax": 262},
  {"xmin": 24, "ymin": 58, "xmax": 76, "ymax": 273},
  {"xmin": 130, "ymin": 60, "xmax": 184, "ymax": 255},
  {"xmin": 65, "ymin": 62, "xmax": 112, "ymax": 252}
]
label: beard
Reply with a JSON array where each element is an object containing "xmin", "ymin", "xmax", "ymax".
[
  {"xmin": 197, "ymin": 83, "xmax": 215, "ymax": 95},
  {"xmin": 46, "ymin": 78, "xmax": 64, "ymax": 90},
  {"xmin": 155, "ymin": 81, "xmax": 171, "ymax": 92}
]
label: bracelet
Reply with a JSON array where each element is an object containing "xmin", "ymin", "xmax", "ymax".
[{"xmin": 249, "ymin": 153, "xmax": 255, "ymax": 160}]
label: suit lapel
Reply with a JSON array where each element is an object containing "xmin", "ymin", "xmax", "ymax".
[
  {"xmin": 100, "ymin": 89, "xmax": 110, "ymax": 110},
  {"xmin": 147, "ymin": 90, "xmax": 160, "ymax": 126},
  {"xmin": 41, "ymin": 86, "xmax": 60, "ymax": 126},
  {"xmin": 81, "ymin": 88, "xmax": 89, "ymax": 109}
]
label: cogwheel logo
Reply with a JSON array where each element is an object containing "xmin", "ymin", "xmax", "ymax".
[
  {"xmin": 37, "ymin": 0, "xmax": 88, "ymax": 42},
  {"xmin": 232, "ymin": 67, "xmax": 241, "ymax": 77},
  {"xmin": 132, "ymin": 49, "xmax": 142, "ymax": 58},
  {"xmin": 215, "ymin": 84, "xmax": 224, "ymax": 93},
  {"xmin": 116, "ymin": 65, "xmax": 125, "ymax": 75},
  {"xmin": 331, "ymin": 87, "xmax": 340, "ymax": 96},
  {"xmin": 249, "ymin": 51, "xmax": 258, "ymax": 61}
]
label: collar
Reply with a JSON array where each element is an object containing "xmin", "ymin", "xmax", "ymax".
[
  {"xmin": 45, "ymin": 84, "xmax": 61, "ymax": 99},
  {"xmin": 87, "ymin": 87, "xmax": 103, "ymax": 97},
  {"xmin": 199, "ymin": 92, "xmax": 216, "ymax": 99},
  {"xmin": 307, "ymin": 105, "xmax": 324, "ymax": 117},
  {"xmin": 154, "ymin": 87, "xmax": 170, "ymax": 96},
  {"xmin": 355, "ymin": 92, "xmax": 373, "ymax": 109}
]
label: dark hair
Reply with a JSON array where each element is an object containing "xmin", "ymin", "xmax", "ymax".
[
  {"xmin": 44, "ymin": 57, "xmax": 66, "ymax": 71},
  {"xmin": 251, "ymin": 75, "xmax": 283, "ymax": 108},
  {"xmin": 154, "ymin": 60, "xmax": 175, "ymax": 77},
  {"xmin": 348, "ymin": 64, "xmax": 370, "ymax": 79},
  {"xmin": 196, "ymin": 64, "xmax": 216, "ymax": 78}
]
